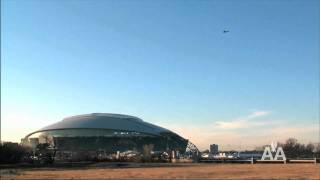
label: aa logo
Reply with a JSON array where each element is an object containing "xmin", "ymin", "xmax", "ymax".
[{"xmin": 261, "ymin": 142, "xmax": 286, "ymax": 161}]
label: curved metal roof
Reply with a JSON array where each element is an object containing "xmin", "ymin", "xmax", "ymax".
[{"xmin": 29, "ymin": 113, "xmax": 171, "ymax": 136}]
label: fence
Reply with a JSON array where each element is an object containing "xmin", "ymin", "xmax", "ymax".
[{"xmin": 200, "ymin": 158, "xmax": 318, "ymax": 164}]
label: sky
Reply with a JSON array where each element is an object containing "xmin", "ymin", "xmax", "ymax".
[{"xmin": 1, "ymin": 0, "xmax": 319, "ymax": 150}]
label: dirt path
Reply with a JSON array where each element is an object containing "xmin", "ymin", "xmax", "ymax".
[{"xmin": 1, "ymin": 164, "xmax": 319, "ymax": 179}]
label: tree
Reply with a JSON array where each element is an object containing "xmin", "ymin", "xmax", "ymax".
[
  {"xmin": 305, "ymin": 143, "xmax": 315, "ymax": 158},
  {"xmin": 281, "ymin": 138, "xmax": 300, "ymax": 158},
  {"xmin": 35, "ymin": 143, "xmax": 56, "ymax": 164},
  {"xmin": 0, "ymin": 142, "xmax": 31, "ymax": 164},
  {"xmin": 142, "ymin": 144, "xmax": 154, "ymax": 162}
]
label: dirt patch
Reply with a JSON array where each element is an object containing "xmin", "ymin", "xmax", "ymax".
[
  {"xmin": 1, "ymin": 164, "xmax": 319, "ymax": 179},
  {"xmin": 0, "ymin": 169, "xmax": 24, "ymax": 178}
]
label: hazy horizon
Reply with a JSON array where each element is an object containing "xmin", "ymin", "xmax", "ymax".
[
  {"xmin": 1, "ymin": 111, "xmax": 318, "ymax": 151},
  {"xmin": 1, "ymin": 0, "xmax": 319, "ymax": 151}
]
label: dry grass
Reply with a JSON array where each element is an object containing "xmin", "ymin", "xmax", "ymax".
[{"xmin": 1, "ymin": 163, "xmax": 319, "ymax": 179}]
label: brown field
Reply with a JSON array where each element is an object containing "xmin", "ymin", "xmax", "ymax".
[{"xmin": 1, "ymin": 163, "xmax": 319, "ymax": 180}]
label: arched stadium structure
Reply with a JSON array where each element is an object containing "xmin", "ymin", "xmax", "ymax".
[{"xmin": 22, "ymin": 113, "xmax": 198, "ymax": 161}]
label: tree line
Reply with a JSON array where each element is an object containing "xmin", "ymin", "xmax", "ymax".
[
  {"xmin": 278, "ymin": 138, "xmax": 320, "ymax": 158},
  {"xmin": 1, "ymin": 137, "xmax": 319, "ymax": 164}
]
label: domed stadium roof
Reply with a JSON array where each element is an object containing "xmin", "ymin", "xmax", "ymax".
[{"xmin": 29, "ymin": 113, "xmax": 171, "ymax": 136}]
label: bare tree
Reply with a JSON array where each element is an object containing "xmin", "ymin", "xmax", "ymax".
[{"xmin": 142, "ymin": 144, "xmax": 154, "ymax": 162}]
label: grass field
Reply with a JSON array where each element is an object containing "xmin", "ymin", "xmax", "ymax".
[{"xmin": 1, "ymin": 163, "xmax": 319, "ymax": 179}]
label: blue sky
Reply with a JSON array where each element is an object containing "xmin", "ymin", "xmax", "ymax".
[{"xmin": 1, "ymin": 0, "xmax": 319, "ymax": 150}]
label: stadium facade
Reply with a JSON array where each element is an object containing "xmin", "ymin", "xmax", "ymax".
[{"xmin": 21, "ymin": 113, "xmax": 196, "ymax": 161}]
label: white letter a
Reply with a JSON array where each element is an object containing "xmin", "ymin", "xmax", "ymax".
[
  {"xmin": 261, "ymin": 147, "xmax": 273, "ymax": 160},
  {"xmin": 274, "ymin": 147, "xmax": 286, "ymax": 160}
]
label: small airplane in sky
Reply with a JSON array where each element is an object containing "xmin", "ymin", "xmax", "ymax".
[{"xmin": 223, "ymin": 30, "xmax": 229, "ymax": 33}]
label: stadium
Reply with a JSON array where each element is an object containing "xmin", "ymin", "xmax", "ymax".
[{"xmin": 21, "ymin": 113, "xmax": 198, "ymax": 161}]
